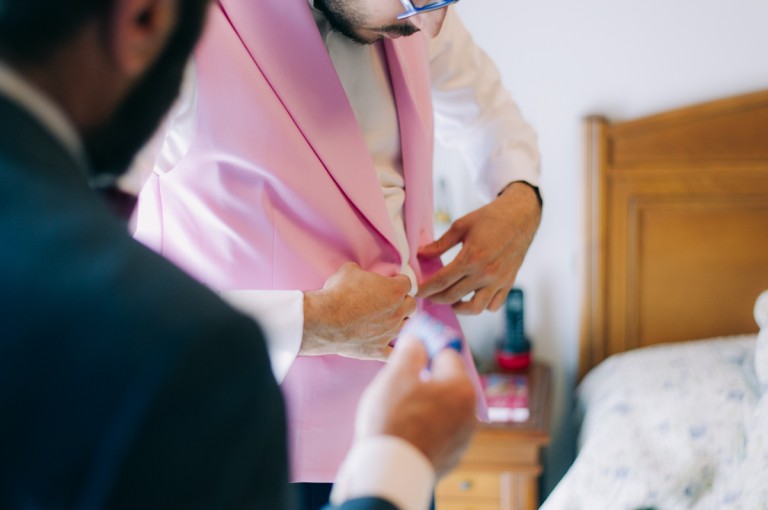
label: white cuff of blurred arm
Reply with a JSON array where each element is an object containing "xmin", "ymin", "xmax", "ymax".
[{"xmin": 331, "ymin": 435, "xmax": 435, "ymax": 510}]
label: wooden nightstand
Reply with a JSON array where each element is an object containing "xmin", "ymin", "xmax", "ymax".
[{"xmin": 436, "ymin": 363, "xmax": 552, "ymax": 510}]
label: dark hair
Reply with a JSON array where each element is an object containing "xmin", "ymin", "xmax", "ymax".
[
  {"xmin": 0, "ymin": 0, "xmax": 112, "ymax": 62},
  {"xmin": 83, "ymin": 0, "xmax": 209, "ymax": 176}
]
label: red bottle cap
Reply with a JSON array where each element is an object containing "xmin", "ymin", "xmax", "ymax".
[{"xmin": 495, "ymin": 350, "xmax": 531, "ymax": 371}]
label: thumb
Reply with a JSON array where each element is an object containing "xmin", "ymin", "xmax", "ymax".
[
  {"xmin": 429, "ymin": 347, "xmax": 471, "ymax": 385},
  {"xmin": 418, "ymin": 223, "xmax": 464, "ymax": 258},
  {"xmin": 385, "ymin": 334, "xmax": 430, "ymax": 380}
]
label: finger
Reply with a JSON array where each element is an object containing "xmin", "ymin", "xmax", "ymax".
[
  {"xmin": 401, "ymin": 295, "xmax": 417, "ymax": 317},
  {"xmin": 386, "ymin": 334, "xmax": 430, "ymax": 378},
  {"xmin": 426, "ymin": 275, "xmax": 487, "ymax": 306},
  {"xmin": 343, "ymin": 343, "xmax": 395, "ymax": 362},
  {"xmin": 487, "ymin": 287, "xmax": 511, "ymax": 312},
  {"xmin": 429, "ymin": 345, "xmax": 471, "ymax": 384},
  {"xmin": 339, "ymin": 261, "xmax": 360, "ymax": 272},
  {"xmin": 452, "ymin": 286, "xmax": 496, "ymax": 315},
  {"xmin": 417, "ymin": 223, "xmax": 464, "ymax": 259},
  {"xmin": 390, "ymin": 274, "xmax": 413, "ymax": 295},
  {"xmin": 377, "ymin": 345, "xmax": 395, "ymax": 361},
  {"xmin": 416, "ymin": 258, "xmax": 467, "ymax": 298}
]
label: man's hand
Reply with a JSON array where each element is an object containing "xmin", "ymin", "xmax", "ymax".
[
  {"xmin": 354, "ymin": 335, "xmax": 477, "ymax": 477},
  {"xmin": 417, "ymin": 182, "xmax": 541, "ymax": 314},
  {"xmin": 301, "ymin": 262, "xmax": 416, "ymax": 360}
]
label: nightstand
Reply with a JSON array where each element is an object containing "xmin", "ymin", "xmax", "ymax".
[{"xmin": 436, "ymin": 362, "xmax": 552, "ymax": 510}]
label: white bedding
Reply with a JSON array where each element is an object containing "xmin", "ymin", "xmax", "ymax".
[{"xmin": 542, "ymin": 292, "xmax": 768, "ymax": 510}]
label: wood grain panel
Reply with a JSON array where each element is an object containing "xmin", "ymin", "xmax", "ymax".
[
  {"xmin": 634, "ymin": 200, "xmax": 768, "ymax": 346},
  {"xmin": 611, "ymin": 90, "xmax": 768, "ymax": 165}
]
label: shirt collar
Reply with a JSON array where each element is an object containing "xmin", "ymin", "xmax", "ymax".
[
  {"xmin": 0, "ymin": 59, "xmax": 87, "ymax": 168},
  {"xmin": 307, "ymin": 0, "xmax": 333, "ymax": 42}
]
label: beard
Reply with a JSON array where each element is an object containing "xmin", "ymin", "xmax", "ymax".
[
  {"xmin": 83, "ymin": 0, "xmax": 209, "ymax": 182},
  {"xmin": 313, "ymin": 0, "xmax": 419, "ymax": 45}
]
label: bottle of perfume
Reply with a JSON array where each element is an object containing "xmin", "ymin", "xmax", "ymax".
[{"xmin": 496, "ymin": 288, "xmax": 531, "ymax": 371}]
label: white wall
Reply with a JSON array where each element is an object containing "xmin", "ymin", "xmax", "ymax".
[{"xmin": 438, "ymin": 0, "xmax": 768, "ymax": 497}]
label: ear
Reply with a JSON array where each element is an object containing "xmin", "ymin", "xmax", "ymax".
[{"xmin": 109, "ymin": 0, "xmax": 177, "ymax": 78}]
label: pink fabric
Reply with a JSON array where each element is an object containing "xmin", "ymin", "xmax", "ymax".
[{"xmin": 134, "ymin": 0, "xmax": 486, "ymax": 482}]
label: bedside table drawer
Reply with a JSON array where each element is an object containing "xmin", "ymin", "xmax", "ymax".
[
  {"xmin": 437, "ymin": 470, "xmax": 499, "ymax": 500},
  {"xmin": 436, "ymin": 501, "xmax": 499, "ymax": 510}
]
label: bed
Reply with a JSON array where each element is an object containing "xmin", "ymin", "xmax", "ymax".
[{"xmin": 541, "ymin": 90, "xmax": 768, "ymax": 509}]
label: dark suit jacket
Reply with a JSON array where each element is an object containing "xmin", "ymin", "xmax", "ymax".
[{"xmin": 0, "ymin": 95, "xmax": 397, "ymax": 510}]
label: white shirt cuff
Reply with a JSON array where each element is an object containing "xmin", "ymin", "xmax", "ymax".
[
  {"xmin": 330, "ymin": 436, "xmax": 435, "ymax": 510},
  {"xmin": 219, "ymin": 289, "xmax": 303, "ymax": 383},
  {"xmin": 487, "ymin": 151, "xmax": 541, "ymax": 198}
]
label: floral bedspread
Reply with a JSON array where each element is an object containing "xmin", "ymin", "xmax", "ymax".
[{"xmin": 542, "ymin": 303, "xmax": 768, "ymax": 510}]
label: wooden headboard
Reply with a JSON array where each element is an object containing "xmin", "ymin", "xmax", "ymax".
[{"xmin": 579, "ymin": 90, "xmax": 768, "ymax": 378}]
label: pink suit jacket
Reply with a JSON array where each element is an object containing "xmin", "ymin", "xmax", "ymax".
[{"xmin": 134, "ymin": 0, "xmax": 486, "ymax": 482}]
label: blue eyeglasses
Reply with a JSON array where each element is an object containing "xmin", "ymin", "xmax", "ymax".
[{"xmin": 397, "ymin": 0, "xmax": 460, "ymax": 20}]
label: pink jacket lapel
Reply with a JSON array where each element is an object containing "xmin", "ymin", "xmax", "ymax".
[{"xmin": 217, "ymin": 0, "xmax": 398, "ymax": 248}]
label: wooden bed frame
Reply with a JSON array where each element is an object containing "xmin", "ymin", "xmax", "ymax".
[{"xmin": 580, "ymin": 90, "xmax": 768, "ymax": 378}]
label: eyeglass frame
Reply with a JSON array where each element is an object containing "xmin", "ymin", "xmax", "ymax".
[{"xmin": 396, "ymin": 0, "xmax": 460, "ymax": 20}]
